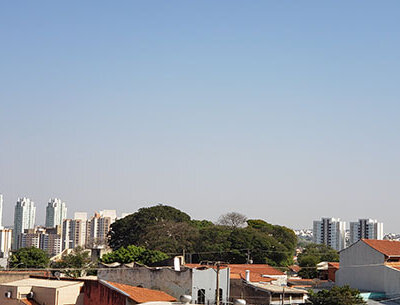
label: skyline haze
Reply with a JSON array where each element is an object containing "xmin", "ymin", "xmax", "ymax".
[{"xmin": 1, "ymin": 1, "xmax": 400, "ymax": 231}]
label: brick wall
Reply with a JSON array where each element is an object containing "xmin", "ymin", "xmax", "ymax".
[{"xmin": 84, "ymin": 280, "xmax": 128, "ymax": 305}]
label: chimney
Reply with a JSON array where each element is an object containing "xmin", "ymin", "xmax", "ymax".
[
  {"xmin": 245, "ymin": 270, "xmax": 250, "ymax": 282},
  {"xmin": 174, "ymin": 256, "xmax": 181, "ymax": 271}
]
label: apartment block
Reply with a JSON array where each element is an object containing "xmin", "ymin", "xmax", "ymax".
[
  {"xmin": 313, "ymin": 217, "xmax": 346, "ymax": 251},
  {"xmin": 62, "ymin": 218, "xmax": 87, "ymax": 250},
  {"xmin": 86, "ymin": 211, "xmax": 116, "ymax": 248},
  {"xmin": 349, "ymin": 218, "xmax": 383, "ymax": 245},
  {"xmin": 13, "ymin": 197, "xmax": 36, "ymax": 249},
  {"xmin": 19, "ymin": 227, "xmax": 62, "ymax": 257},
  {"xmin": 45, "ymin": 198, "xmax": 67, "ymax": 228}
]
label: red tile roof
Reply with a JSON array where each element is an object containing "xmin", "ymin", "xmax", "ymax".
[
  {"xmin": 186, "ymin": 263, "xmax": 283, "ymax": 283},
  {"xmin": 328, "ymin": 262, "xmax": 339, "ymax": 269},
  {"xmin": 362, "ymin": 239, "xmax": 400, "ymax": 257},
  {"xmin": 20, "ymin": 299, "xmax": 40, "ymax": 305},
  {"xmin": 105, "ymin": 281, "xmax": 177, "ymax": 303},
  {"xmin": 288, "ymin": 265, "xmax": 301, "ymax": 273},
  {"xmin": 228, "ymin": 264, "xmax": 284, "ymax": 276}
]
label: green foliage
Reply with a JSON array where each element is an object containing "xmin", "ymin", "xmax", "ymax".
[
  {"xmin": 309, "ymin": 286, "xmax": 366, "ymax": 305},
  {"xmin": 298, "ymin": 243, "xmax": 339, "ymax": 263},
  {"xmin": 9, "ymin": 247, "xmax": 49, "ymax": 269},
  {"xmin": 297, "ymin": 255, "xmax": 319, "ymax": 279},
  {"xmin": 101, "ymin": 245, "xmax": 169, "ymax": 265},
  {"xmin": 142, "ymin": 221, "xmax": 199, "ymax": 253},
  {"xmin": 297, "ymin": 243, "xmax": 339, "ymax": 279},
  {"xmin": 108, "ymin": 205, "xmax": 297, "ymax": 267},
  {"xmin": 109, "ymin": 205, "xmax": 191, "ymax": 250},
  {"xmin": 51, "ymin": 247, "xmax": 96, "ymax": 278}
]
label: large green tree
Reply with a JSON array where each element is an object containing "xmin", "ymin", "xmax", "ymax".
[
  {"xmin": 101, "ymin": 245, "xmax": 169, "ymax": 265},
  {"xmin": 108, "ymin": 206, "xmax": 297, "ymax": 267},
  {"xmin": 9, "ymin": 247, "xmax": 49, "ymax": 269},
  {"xmin": 108, "ymin": 205, "xmax": 191, "ymax": 250},
  {"xmin": 309, "ymin": 286, "xmax": 366, "ymax": 305}
]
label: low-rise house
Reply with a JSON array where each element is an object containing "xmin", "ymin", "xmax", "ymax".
[
  {"xmin": 316, "ymin": 262, "xmax": 339, "ymax": 281},
  {"xmin": 0, "ymin": 278, "xmax": 84, "ymax": 305},
  {"xmin": 98, "ymin": 263, "xmax": 230, "ymax": 305},
  {"xmin": 336, "ymin": 239, "xmax": 400, "ymax": 298},
  {"xmin": 287, "ymin": 265, "xmax": 301, "ymax": 278},
  {"xmin": 226, "ymin": 264, "xmax": 307, "ymax": 305},
  {"xmin": 84, "ymin": 279, "xmax": 176, "ymax": 305}
]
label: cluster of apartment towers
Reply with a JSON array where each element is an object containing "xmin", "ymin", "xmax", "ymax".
[
  {"xmin": 0, "ymin": 195, "xmax": 127, "ymax": 259},
  {"xmin": 313, "ymin": 217, "xmax": 384, "ymax": 251}
]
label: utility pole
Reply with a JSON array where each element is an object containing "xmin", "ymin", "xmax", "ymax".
[
  {"xmin": 281, "ymin": 285, "xmax": 285, "ymax": 305},
  {"xmin": 216, "ymin": 262, "xmax": 220, "ymax": 305}
]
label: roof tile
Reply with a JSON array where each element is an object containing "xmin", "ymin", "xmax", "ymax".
[
  {"xmin": 105, "ymin": 281, "xmax": 176, "ymax": 303},
  {"xmin": 362, "ymin": 239, "xmax": 400, "ymax": 257}
]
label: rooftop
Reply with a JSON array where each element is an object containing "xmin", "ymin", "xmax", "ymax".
[
  {"xmin": 249, "ymin": 282, "xmax": 307, "ymax": 294},
  {"xmin": 362, "ymin": 239, "xmax": 400, "ymax": 257},
  {"xmin": 2, "ymin": 278, "xmax": 83, "ymax": 289},
  {"xmin": 102, "ymin": 281, "xmax": 177, "ymax": 303},
  {"xmin": 186, "ymin": 263, "xmax": 283, "ymax": 282}
]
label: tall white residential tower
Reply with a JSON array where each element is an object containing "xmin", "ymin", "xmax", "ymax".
[
  {"xmin": 349, "ymin": 219, "xmax": 383, "ymax": 245},
  {"xmin": 13, "ymin": 197, "xmax": 36, "ymax": 249},
  {"xmin": 313, "ymin": 217, "xmax": 346, "ymax": 251},
  {"xmin": 45, "ymin": 198, "xmax": 67, "ymax": 228}
]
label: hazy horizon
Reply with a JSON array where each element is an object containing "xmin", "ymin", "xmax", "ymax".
[{"xmin": 2, "ymin": 1, "xmax": 400, "ymax": 232}]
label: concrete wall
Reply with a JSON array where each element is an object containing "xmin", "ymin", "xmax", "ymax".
[
  {"xmin": 229, "ymin": 279, "xmax": 271, "ymax": 305},
  {"xmin": 192, "ymin": 268, "xmax": 229, "ymax": 304},
  {"xmin": 336, "ymin": 240, "xmax": 385, "ymax": 292},
  {"xmin": 382, "ymin": 266, "xmax": 400, "ymax": 298},
  {"xmin": 98, "ymin": 267, "xmax": 193, "ymax": 299},
  {"xmin": 339, "ymin": 240, "xmax": 384, "ymax": 267},
  {"xmin": 336, "ymin": 265, "xmax": 385, "ymax": 292},
  {"xmin": 32, "ymin": 286, "xmax": 57, "ymax": 305},
  {"xmin": 336, "ymin": 240, "xmax": 400, "ymax": 296},
  {"xmin": 57, "ymin": 283, "xmax": 84, "ymax": 305},
  {"xmin": 0, "ymin": 271, "xmax": 49, "ymax": 284}
]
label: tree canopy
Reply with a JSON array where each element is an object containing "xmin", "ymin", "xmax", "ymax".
[
  {"xmin": 297, "ymin": 243, "xmax": 339, "ymax": 279},
  {"xmin": 51, "ymin": 247, "xmax": 96, "ymax": 278},
  {"xmin": 101, "ymin": 245, "xmax": 169, "ymax": 265},
  {"xmin": 108, "ymin": 205, "xmax": 191, "ymax": 250},
  {"xmin": 9, "ymin": 247, "xmax": 49, "ymax": 269},
  {"xmin": 309, "ymin": 286, "xmax": 366, "ymax": 305},
  {"xmin": 217, "ymin": 212, "xmax": 247, "ymax": 228},
  {"xmin": 108, "ymin": 206, "xmax": 298, "ymax": 267}
]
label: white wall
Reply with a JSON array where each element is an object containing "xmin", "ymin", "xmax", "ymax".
[{"xmin": 192, "ymin": 268, "xmax": 230, "ymax": 304}]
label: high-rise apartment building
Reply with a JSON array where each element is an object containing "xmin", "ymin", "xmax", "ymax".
[
  {"xmin": 0, "ymin": 229, "xmax": 12, "ymax": 257},
  {"xmin": 86, "ymin": 210, "xmax": 116, "ymax": 248},
  {"xmin": 19, "ymin": 227, "xmax": 62, "ymax": 257},
  {"xmin": 13, "ymin": 197, "xmax": 36, "ymax": 249},
  {"xmin": 62, "ymin": 219, "xmax": 87, "ymax": 250},
  {"xmin": 313, "ymin": 217, "xmax": 346, "ymax": 251},
  {"xmin": 45, "ymin": 198, "xmax": 67, "ymax": 228},
  {"xmin": 350, "ymin": 219, "xmax": 383, "ymax": 245}
]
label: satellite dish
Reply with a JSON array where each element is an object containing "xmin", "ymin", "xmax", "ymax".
[
  {"xmin": 180, "ymin": 295, "xmax": 192, "ymax": 304},
  {"xmin": 54, "ymin": 271, "xmax": 61, "ymax": 280},
  {"xmin": 234, "ymin": 299, "xmax": 246, "ymax": 305}
]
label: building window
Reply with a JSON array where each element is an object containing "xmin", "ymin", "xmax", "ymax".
[
  {"xmin": 215, "ymin": 288, "xmax": 223, "ymax": 303},
  {"xmin": 197, "ymin": 289, "xmax": 206, "ymax": 304}
]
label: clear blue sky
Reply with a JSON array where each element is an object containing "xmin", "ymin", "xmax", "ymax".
[{"xmin": 1, "ymin": 1, "xmax": 400, "ymax": 231}]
